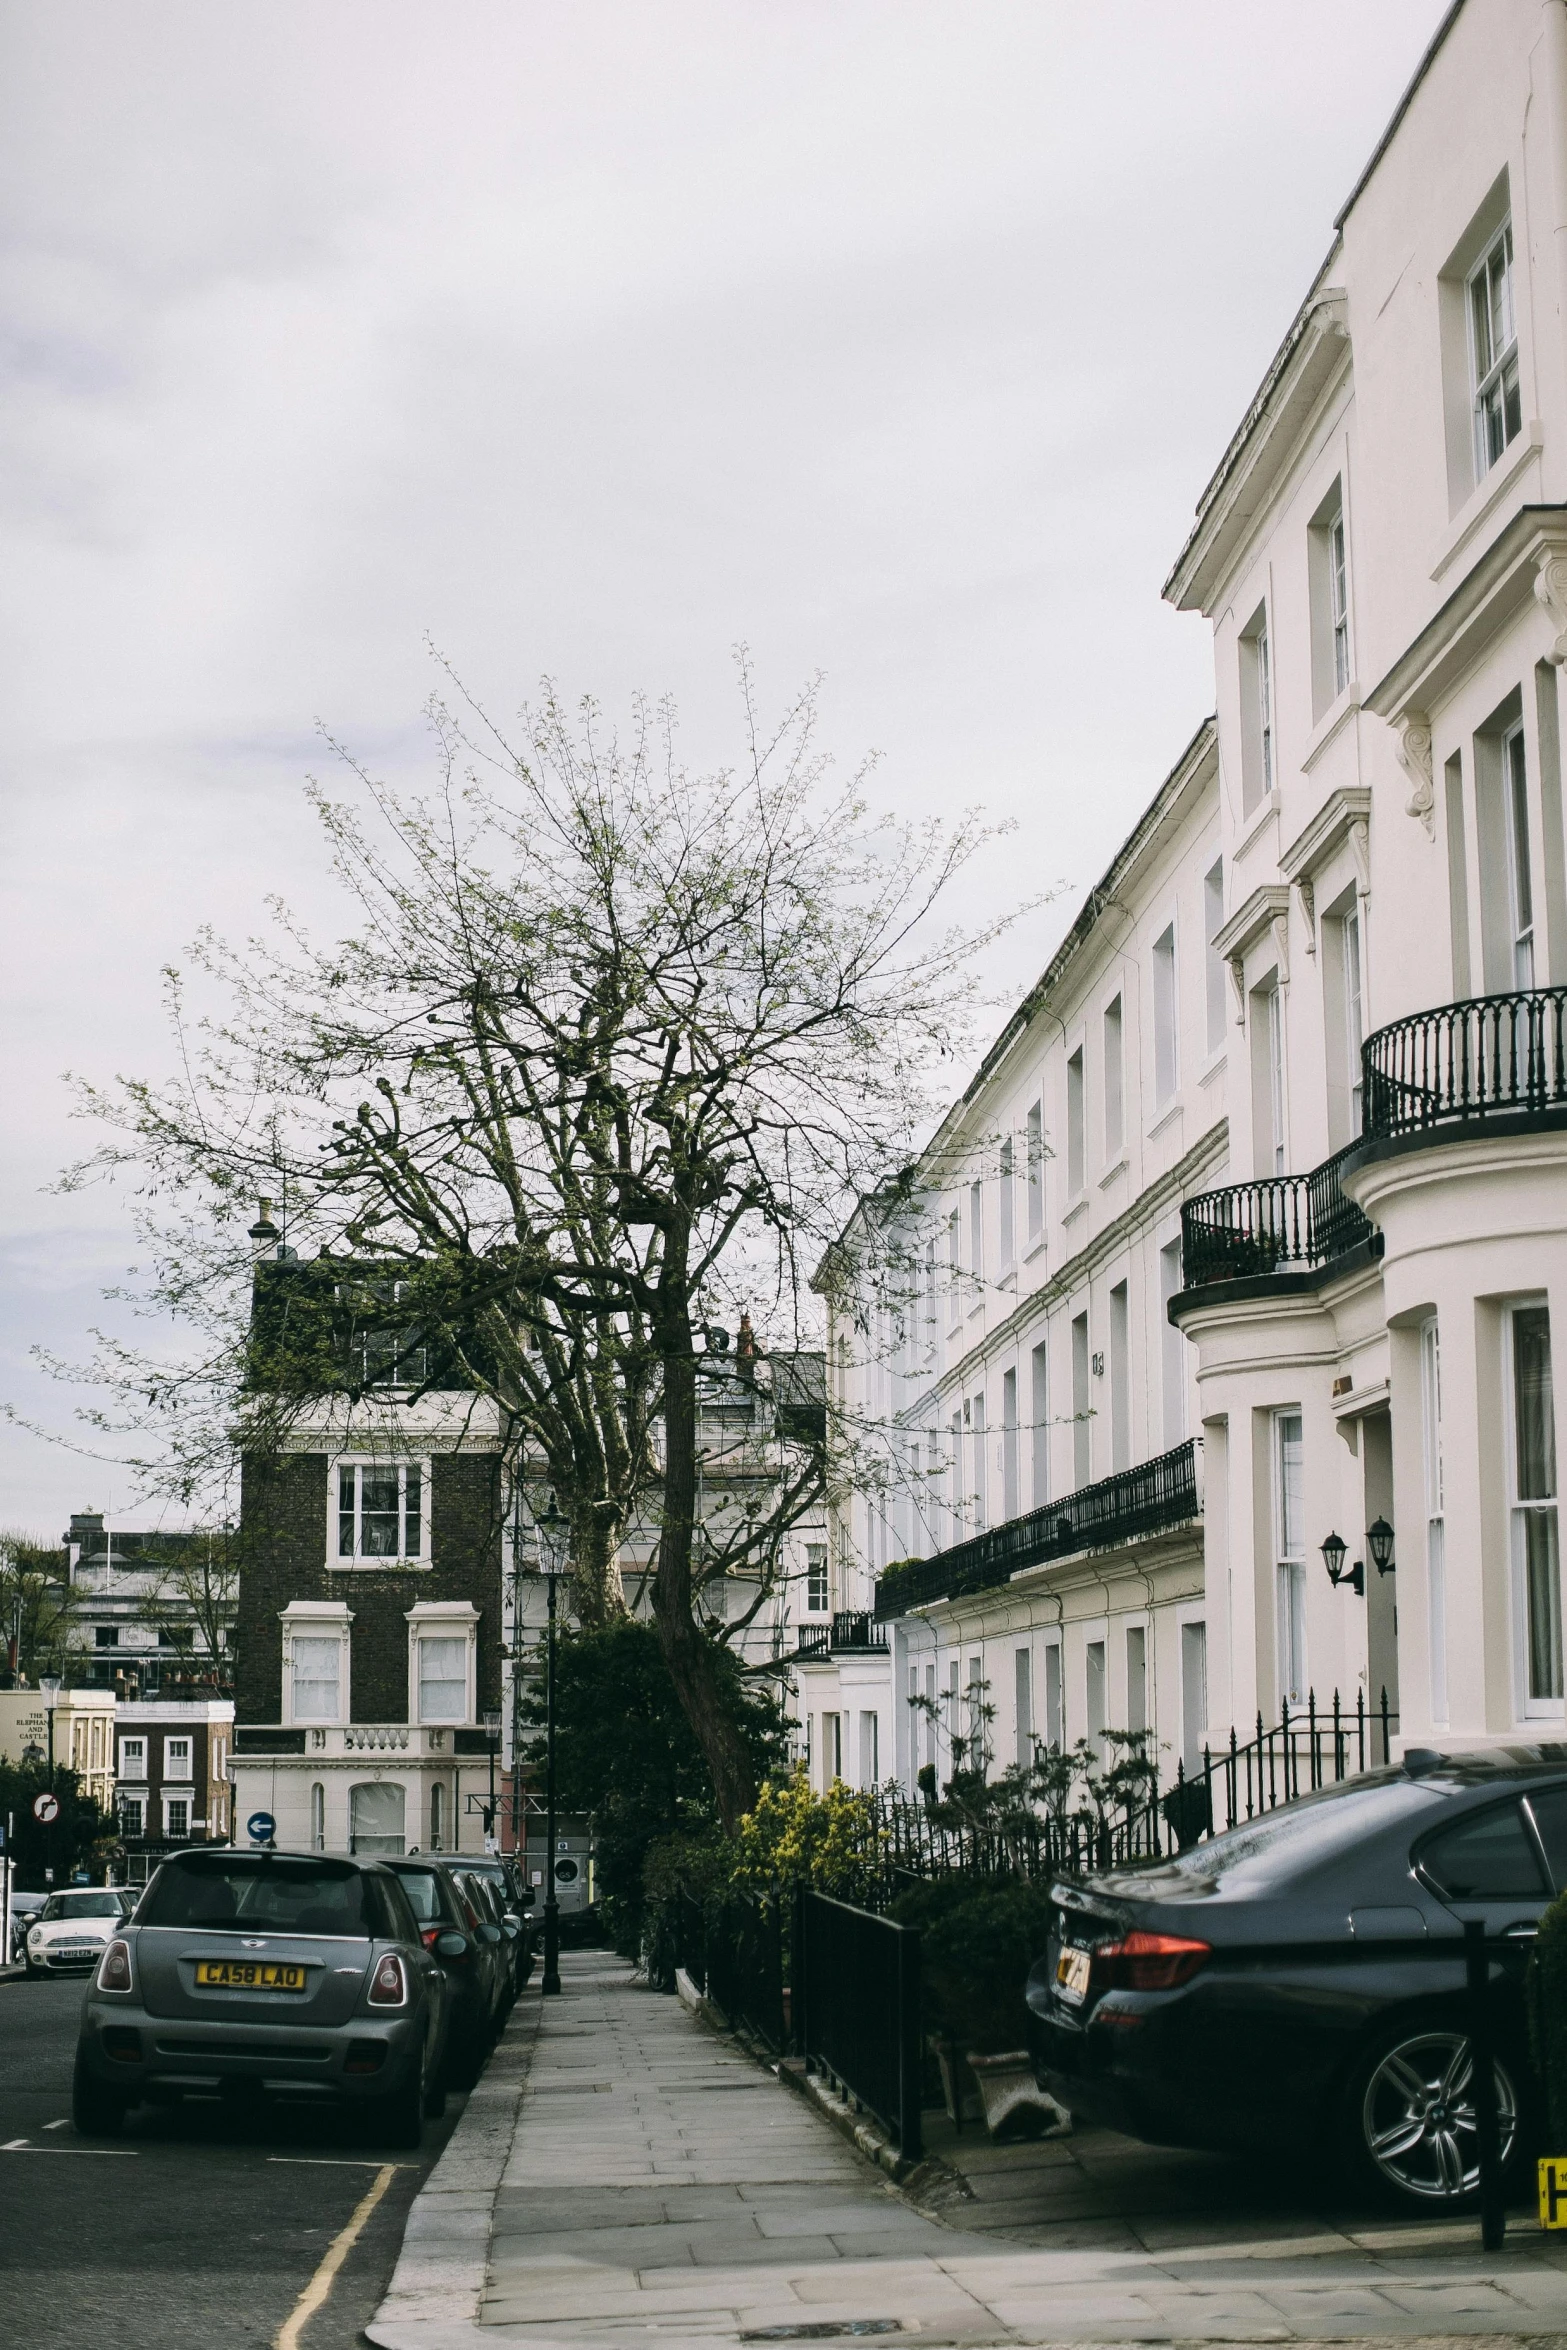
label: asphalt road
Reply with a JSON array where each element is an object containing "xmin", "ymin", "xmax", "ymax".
[{"xmin": 0, "ymin": 1970, "xmax": 464, "ymax": 2350}]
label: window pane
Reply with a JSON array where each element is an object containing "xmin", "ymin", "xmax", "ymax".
[
  {"xmin": 338, "ymin": 1464, "xmax": 356, "ymax": 1558},
  {"xmin": 1514, "ymin": 1308, "xmax": 1556, "ymax": 1500},
  {"xmin": 1419, "ymin": 1802, "xmax": 1547, "ymax": 1900},
  {"xmin": 419, "ymin": 1635, "xmax": 467, "ymax": 1722},
  {"xmin": 292, "ymin": 1636, "xmax": 341, "ymax": 1722},
  {"xmin": 1277, "ymin": 1413, "xmax": 1303, "ymax": 1557},
  {"xmin": 360, "ymin": 1468, "xmax": 401, "ymax": 1555},
  {"xmin": 404, "ymin": 1467, "xmax": 422, "ymax": 1557},
  {"xmin": 1524, "ymin": 1506, "xmax": 1563, "ymax": 1701}
]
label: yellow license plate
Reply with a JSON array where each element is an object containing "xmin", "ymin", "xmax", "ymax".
[
  {"xmin": 1056, "ymin": 1945, "xmax": 1092, "ymax": 2004},
  {"xmin": 194, "ymin": 1960, "xmax": 306, "ymax": 1992}
]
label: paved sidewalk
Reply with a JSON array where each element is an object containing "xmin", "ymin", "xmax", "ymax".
[{"xmin": 371, "ymin": 1950, "xmax": 1567, "ymax": 2347}]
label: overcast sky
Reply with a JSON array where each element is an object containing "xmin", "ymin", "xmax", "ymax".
[{"xmin": 0, "ymin": 0, "xmax": 1449, "ymax": 1534}]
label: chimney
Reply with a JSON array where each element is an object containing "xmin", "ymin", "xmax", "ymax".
[{"xmin": 249, "ymin": 1196, "xmax": 281, "ymax": 1261}]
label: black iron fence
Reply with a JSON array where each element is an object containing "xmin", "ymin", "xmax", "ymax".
[
  {"xmin": 870, "ymin": 1686, "xmax": 1399, "ymax": 1885},
  {"xmin": 794, "ymin": 1886, "xmax": 923, "ymax": 2164},
  {"xmin": 874, "ymin": 1440, "xmax": 1199, "ymax": 1619},
  {"xmin": 1362, "ymin": 985, "xmax": 1567, "ymax": 1141},
  {"xmin": 1180, "ymin": 1140, "xmax": 1376, "ymax": 1291},
  {"xmin": 675, "ymin": 1890, "xmax": 787, "ymax": 2054}
]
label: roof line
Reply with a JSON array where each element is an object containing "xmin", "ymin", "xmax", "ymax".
[{"xmin": 1334, "ymin": 0, "xmax": 1468, "ymax": 231}]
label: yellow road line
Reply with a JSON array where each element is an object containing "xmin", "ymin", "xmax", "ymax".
[{"xmin": 274, "ymin": 2160, "xmax": 397, "ymax": 2350}]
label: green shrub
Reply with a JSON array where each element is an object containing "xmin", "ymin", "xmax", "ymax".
[
  {"xmin": 1529, "ymin": 1889, "xmax": 1567, "ymax": 2146},
  {"xmin": 891, "ymin": 1875, "xmax": 1055, "ymax": 2055}
]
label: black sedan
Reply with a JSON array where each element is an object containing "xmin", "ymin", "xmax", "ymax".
[{"xmin": 1027, "ymin": 1747, "xmax": 1567, "ymax": 2212}]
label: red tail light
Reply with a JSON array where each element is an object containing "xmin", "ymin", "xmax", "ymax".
[
  {"xmin": 97, "ymin": 1939, "xmax": 133, "ymax": 1994},
  {"xmin": 1092, "ymin": 1930, "xmax": 1210, "ymax": 1991},
  {"xmin": 420, "ymin": 1927, "xmax": 442, "ymax": 1950},
  {"xmin": 368, "ymin": 1952, "xmax": 409, "ymax": 2007}
]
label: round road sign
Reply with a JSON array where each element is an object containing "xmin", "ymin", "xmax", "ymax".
[
  {"xmin": 32, "ymin": 1792, "xmax": 61, "ymax": 1824},
  {"xmin": 247, "ymin": 1810, "xmax": 277, "ymax": 1844}
]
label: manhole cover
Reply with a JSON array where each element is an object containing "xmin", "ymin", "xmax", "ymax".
[{"xmin": 739, "ymin": 2326, "xmax": 902, "ymax": 2342}]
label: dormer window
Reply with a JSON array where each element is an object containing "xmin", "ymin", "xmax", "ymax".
[
  {"xmin": 1470, "ymin": 219, "xmax": 1521, "ymax": 476},
  {"xmin": 335, "ymin": 1278, "xmax": 427, "ymax": 1390}
]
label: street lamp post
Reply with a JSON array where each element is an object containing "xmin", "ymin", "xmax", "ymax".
[
  {"xmin": 38, "ymin": 1675, "xmax": 62, "ymax": 1887},
  {"xmin": 482, "ymin": 1709, "xmax": 503, "ymax": 1851},
  {"xmin": 536, "ymin": 1494, "xmax": 570, "ymax": 1997}
]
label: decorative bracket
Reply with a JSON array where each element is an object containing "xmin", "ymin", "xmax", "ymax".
[
  {"xmin": 1536, "ymin": 551, "xmax": 1567, "ymax": 666},
  {"xmin": 1227, "ymin": 952, "xmax": 1248, "ymax": 1030},
  {"xmin": 1270, "ymin": 907, "xmax": 1291, "ymax": 992},
  {"xmin": 1296, "ymin": 873, "xmax": 1317, "ymax": 958},
  {"xmin": 1393, "ymin": 709, "xmax": 1434, "ymax": 839}
]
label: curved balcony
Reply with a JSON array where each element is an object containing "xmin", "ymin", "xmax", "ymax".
[
  {"xmin": 1361, "ymin": 985, "xmax": 1567, "ymax": 1144},
  {"xmin": 1178, "ymin": 1141, "xmax": 1378, "ymax": 1295}
]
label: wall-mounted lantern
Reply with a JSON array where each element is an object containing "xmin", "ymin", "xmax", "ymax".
[
  {"xmin": 1320, "ymin": 1530, "xmax": 1362, "ymax": 1598},
  {"xmin": 1367, "ymin": 1517, "xmax": 1396, "ymax": 1577}
]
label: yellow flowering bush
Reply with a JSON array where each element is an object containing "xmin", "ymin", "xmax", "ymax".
[{"xmin": 729, "ymin": 1764, "xmax": 884, "ymax": 1907}]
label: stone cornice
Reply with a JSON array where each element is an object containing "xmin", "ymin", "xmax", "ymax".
[{"xmin": 1366, "ymin": 505, "xmax": 1567, "ymax": 725}]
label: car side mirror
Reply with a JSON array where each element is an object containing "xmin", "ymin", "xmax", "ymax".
[
  {"xmin": 434, "ymin": 1931, "xmax": 468, "ymax": 1959},
  {"xmin": 500, "ymin": 1917, "xmax": 520, "ymax": 1939},
  {"xmin": 477, "ymin": 1921, "xmax": 503, "ymax": 1946}
]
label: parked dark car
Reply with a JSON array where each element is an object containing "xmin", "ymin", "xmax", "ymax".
[
  {"xmin": 386, "ymin": 1856, "xmax": 509, "ymax": 2088},
  {"xmin": 9, "ymin": 1889, "xmax": 49, "ymax": 1962},
  {"xmin": 458, "ymin": 1855, "xmax": 535, "ymax": 1994},
  {"xmin": 73, "ymin": 1848, "xmax": 448, "ymax": 2147},
  {"xmin": 1027, "ymin": 1748, "xmax": 1567, "ymax": 2212}
]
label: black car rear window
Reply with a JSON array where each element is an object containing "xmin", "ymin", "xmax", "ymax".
[
  {"xmin": 138, "ymin": 1858, "xmax": 372, "ymax": 1936},
  {"xmin": 1418, "ymin": 1802, "xmax": 1550, "ymax": 1900},
  {"xmin": 387, "ymin": 1867, "xmax": 450, "ymax": 1926}
]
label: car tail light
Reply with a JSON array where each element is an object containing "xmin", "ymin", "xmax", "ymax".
[
  {"xmin": 420, "ymin": 1927, "xmax": 442, "ymax": 1951},
  {"xmin": 1092, "ymin": 1930, "xmax": 1210, "ymax": 1991},
  {"xmin": 97, "ymin": 1939, "xmax": 133, "ymax": 1994},
  {"xmin": 368, "ymin": 1953, "xmax": 409, "ymax": 2007}
]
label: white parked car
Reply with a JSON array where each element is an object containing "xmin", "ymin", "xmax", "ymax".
[{"xmin": 26, "ymin": 1889, "xmax": 134, "ymax": 1977}]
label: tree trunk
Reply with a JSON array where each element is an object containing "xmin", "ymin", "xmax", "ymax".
[
  {"xmin": 570, "ymin": 1506, "xmax": 626, "ymax": 1630},
  {"xmin": 651, "ymin": 1339, "xmax": 762, "ymax": 1833}
]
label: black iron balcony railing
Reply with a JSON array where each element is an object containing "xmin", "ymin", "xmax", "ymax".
[
  {"xmin": 1361, "ymin": 985, "xmax": 1567, "ymax": 1142},
  {"xmin": 874, "ymin": 1438, "xmax": 1198, "ymax": 1620},
  {"xmin": 1179, "ymin": 1139, "xmax": 1377, "ymax": 1292},
  {"xmin": 795, "ymin": 1611, "xmax": 889, "ymax": 1659}
]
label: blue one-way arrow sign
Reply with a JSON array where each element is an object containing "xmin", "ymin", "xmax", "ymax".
[{"xmin": 247, "ymin": 1811, "xmax": 277, "ymax": 1845}]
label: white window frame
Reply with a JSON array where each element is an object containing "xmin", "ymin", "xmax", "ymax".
[
  {"xmin": 1152, "ymin": 921, "xmax": 1179, "ymax": 1107},
  {"xmin": 1274, "ymin": 1409, "xmax": 1307, "ymax": 1707},
  {"xmin": 118, "ymin": 1792, "xmax": 146, "ymax": 1838},
  {"xmin": 998, "ymin": 1133, "xmax": 1015, "ymax": 1268},
  {"xmin": 1469, "ymin": 217, "xmax": 1521, "ymax": 479},
  {"xmin": 1329, "ymin": 511, "xmax": 1350, "ymax": 699},
  {"xmin": 163, "ymin": 1792, "xmax": 192, "ymax": 1841},
  {"xmin": 1506, "ymin": 1299, "xmax": 1562, "ymax": 1718},
  {"xmin": 162, "ymin": 1735, "xmax": 193, "ymax": 1783},
  {"xmin": 1421, "ymin": 1317, "xmax": 1449, "ymax": 1727},
  {"xmin": 804, "ymin": 1543, "xmax": 829, "ymax": 1616},
  {"xmin": 1124, "ymin": 1619, "xmax": 1148, "ymax": 1737},
  {"xmin": 282, "ymin": 1602, "xmax": 353, "ymax": 1729},
  {"xmin": 1266, "ymin": 982, "xmax": 1288, "ymax": 1175},
  {"xmin": 1343, "ymin": 903, "xmax": 1365, "ymax": 1135},
  {"xmin": 309, "ymin": 1781, "xmax": 326, "ymax": 1852},
  {"xmin": 1503, "ymin": 721, "xmax": 1536, "ymax": 989},
  {"xmin": 1204, "ymin": 858, "xmax": 1227, "ymax": 1055},
  {"xmin": 1025, "ymin": 1101, "xmax": 1045, "ymax": 1241},
  {"xmin": 1177, "ymin": 1605, "xmax": 1209, "ymax": 1774},
  {"xmin": 1103, "ymin": 995, "xmax": 1124, "ymax": 1160},
  {"xmin": 333, "ymin": 1457, "xmax": 427, "ymax": 1567},
  {"xmin": 406, "ymin": 1601, "xmax": 479, "ymax": 1729},
  {"xmin": 118, "ymin": 1736, "xmax": 147, "ymax": 1783},
  {"xmin": 1065, "ymin": 1046, "xmax": 1085, "ymax": 1198}
]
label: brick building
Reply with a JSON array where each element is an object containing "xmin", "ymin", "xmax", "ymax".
[{"xmin": 114, "ymin": 1697, "xmax": 234, "ymax": 1861}]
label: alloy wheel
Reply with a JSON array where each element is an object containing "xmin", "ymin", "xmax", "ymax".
[{"xmin": 1361, "ymin": 2029, "xmax": 1517, "ymax": 2202}]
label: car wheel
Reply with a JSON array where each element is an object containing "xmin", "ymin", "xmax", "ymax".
[
  {"xmin": 72, "ymin": 2052, "xmax": 126, "ymax": 2137},
  {"xmin": 367, "ymin": 2033, "xmax": 428, "ymax": 2151},
  {"xmin": 423, "ymin": 2066, "xmax": 447, "ymax": 2121},
  {"xmin": 1345, "ymin": 2020, "xmax": 1523, "ymax": 2211}
]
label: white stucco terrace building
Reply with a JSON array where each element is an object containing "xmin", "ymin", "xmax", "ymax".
[{"xmin": 796, "ymin": 0, "xmax": 1567, "ymax": 1803}]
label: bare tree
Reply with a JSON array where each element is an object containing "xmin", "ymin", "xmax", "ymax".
[
  {"xmin": 0, "ymin": 1530, "xmax": 78, "ymax": 1685},
  {"xmin": 62, "ymin": 659, "xmax": 1013, "ymax": 1827}
]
